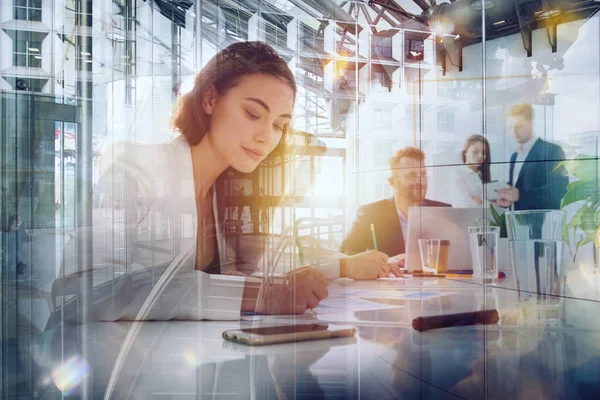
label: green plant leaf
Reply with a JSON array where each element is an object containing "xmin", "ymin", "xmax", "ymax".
[
  {"xmin": 567, "ymin": 203, "xmax": 588, "ymax": 229},
  {"xmin": 581, "ymin": 206, "xmax": 598, "ymax": 240},
  {"xmin": 560, "ymin": 154, "xmax": 598, "ymax": 181},
  {"xmin": 488, "ymin": 203, "xmax": 508, "ymax": 237},
  {"xmin": 594, "ymin": 209, "xmax": 600, "ymax": 227},
  {"xmin": 499, "ymin": 212, "xmax": 507, "ymax": 238},
  {"xmin": 489, "ymin": 203, "xmax": 501, "ymax": 225},
  {"xmin": 561, "ymin": 180, "xmax": 591, "ymax": 209},
  {"xmin": 566, "ymin": 180, "xmax": 584, "ymax": 191}
]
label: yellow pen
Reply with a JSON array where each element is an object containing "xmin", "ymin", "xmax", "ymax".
[{"xmin": 370, "ymin": 223, "xmax": 378, "ymax": 251}]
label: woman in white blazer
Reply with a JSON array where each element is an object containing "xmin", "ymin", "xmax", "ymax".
[
  {"xmin": 84, "ymin": 42, "xmax": 392, "ymax": 322},
  {"xmin": 454, "ymin": 134, "xmax": 492, "ymax": 208}
]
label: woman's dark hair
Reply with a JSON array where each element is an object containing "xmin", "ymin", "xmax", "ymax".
[
  {"xmin": 461, "ymin": 134, "xmax": 491, "ymax": 183},
  {"xmin": 171, "ymin": 41, "xmax": 297, "ymax": 146}
]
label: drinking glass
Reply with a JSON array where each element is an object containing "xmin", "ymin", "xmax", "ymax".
[
  {"xmin": 468, "ymin": 226, "xmax": 500, "ymax": 282},
  {"xmin": 419, "ymin": 239, "xmax": 441, "ymax": 274},
  {"xmin": 506, "ymin": 210, "xmax": 565, "ymax": 322}
]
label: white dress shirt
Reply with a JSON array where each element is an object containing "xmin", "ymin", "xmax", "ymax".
[
  {"xmin": 454, "ymin": 165, "xmax": 484, "ymax": 208},
  {"xmin": 395, "ymin": 203, "xmax": 408, "ymax": 240},
  {"xmin": 512, "ymin": 137, "xmax": 539, "ymax": 185}
]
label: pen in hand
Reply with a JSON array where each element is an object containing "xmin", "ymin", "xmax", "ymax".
[{"xmin": 370, "ymin": 223, "xmax": 378, "ymax": 251}]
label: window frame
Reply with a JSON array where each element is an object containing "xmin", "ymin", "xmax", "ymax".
[
  {"xmin": 372, "ymin": 36, "xmax": 392, "ymax": 58},
  {"xmin": 436, "ymin": 109, "xmax": 456, "ymax": 133},
  {"xmin": 405, "ymin": 39, "xmax": 424, "ymax": 62},
  {"xmin": 75, "ymin": 36, "xmax": 93, "ymax": 72},
  {"xmin": 75, "ymin": 0, "xmax": 93, "ymax": 26},
  {"xmin": 373, "ymin": 71, "xmax": 392, "ymax": 92},
  {"xmin": 13, "ymin": 39, "xmax": 42, "ymax": 68},
  {"xmin": 13, "ymin": 0, "xmax": 42, "ymax": 22}
]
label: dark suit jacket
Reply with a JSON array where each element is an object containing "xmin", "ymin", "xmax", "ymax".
[
  {"xmin": 340, "ymin": 197, "xmax": 451, "ymax": 256},
  {"xmin": 509, "ymin": 138, "xmax": 568, "ymax": 210}
]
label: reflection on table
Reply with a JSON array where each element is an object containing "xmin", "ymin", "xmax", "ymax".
[{"xmin": 10, "ymin": 270, "xmax": 600, "ymax": 399}]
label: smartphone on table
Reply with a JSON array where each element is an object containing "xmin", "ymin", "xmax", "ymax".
[{"xmin": 222, "ymin": 324, "xmax": 357, "ymax": 346}]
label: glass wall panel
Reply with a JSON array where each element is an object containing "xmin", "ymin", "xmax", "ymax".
[{"xmin": 1, "ymin": 0, "xmax": 599, "ymax": 397}]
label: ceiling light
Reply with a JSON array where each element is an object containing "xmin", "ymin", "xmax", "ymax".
[
  {"xmin": 28, "ymin": 47, "xmax": 39, "ymax": 52},
  {"xmin": 84, "ymin": 59, "xmax": 92, "ymax": 63},
  {"xmin": 410, "ymin": 51, "xmax": 422, "ymax": 57},
  {"xmin": 106, "ymin": 32, "xmax": 126, "ymax": 43},
  {"xmin": 493, "ymin": 20, "xmax": 506, "ymax": 26},
  {"xmin": 81, "ymin": 52, "xmax": 91, "ymax": 56},
  {"xmin": 471, "ymin": 0, "xmax": 495, "ymax": 10},
  {"xmin": 34, "ymin": 55, "xmax": 42, "ymax": 59}
]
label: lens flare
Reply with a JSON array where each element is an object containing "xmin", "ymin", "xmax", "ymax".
[
  {"xmin": 51, "ymin": 355, "xmax": 91, "ymax": 394},
  {"xmin": 183, "ymin": 349, "xmax": 198, "ymax": 368}
]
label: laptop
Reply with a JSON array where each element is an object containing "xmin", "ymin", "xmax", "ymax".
[{"xmin": 405, "ymin": 207, "xmax": 492, "ymax": 272}]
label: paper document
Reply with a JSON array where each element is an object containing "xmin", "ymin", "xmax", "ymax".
[
  {"xmin": 315, "ymin": 297, "xmax": 399, "ymax": 313},
  {"xmin": 240, "ymin": 297, "xmax": 399, "ymax": 322},
  {"xmin": 485, "ymin": 181, "xmax": 509, "ymax": 201},
  {"xmin": 341, "ymin": 290, "xmax": 455, "ymax": 300}
]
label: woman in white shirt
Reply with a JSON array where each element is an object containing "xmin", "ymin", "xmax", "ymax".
[
  {"xmin": 81, "ymin": 41, "xmax": 391, "ymax": 322},
  {"xmin": 454, "ymin": 135, "xmax": 492, "ymax": 208}
]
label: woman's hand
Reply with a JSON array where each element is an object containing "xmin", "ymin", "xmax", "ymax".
[
  {"xmin": 252, "ymin": 268, "xmax": 330, "ymax": 315},
  {"xmin": 387, "ymin": 254, "xmax": 405, "ymax": 277},
  {"xmin": 342, "ymin": 250, "xmax": 392, "ymax": 280},
  {"xmin": 222, "ymin": 270, "xmax": 247, "ymax": 276}
]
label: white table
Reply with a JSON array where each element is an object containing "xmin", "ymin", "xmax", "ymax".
[{"xmin": 10, "ymin": 270, "xmax": 600, "ymax": 399}]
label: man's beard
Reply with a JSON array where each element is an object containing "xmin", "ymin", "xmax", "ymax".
[{"xmin": 396, "ymin": 185, "xmax": 425, "ymax": 204}]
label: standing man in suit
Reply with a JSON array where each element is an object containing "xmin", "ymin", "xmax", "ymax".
[
  {"xmin": 496, "ymin": 104, "xmax": 568, "ymax": 210},
  {"xmin": 340, "ymin": 147, "xmax": 450, "ymax": 270}
]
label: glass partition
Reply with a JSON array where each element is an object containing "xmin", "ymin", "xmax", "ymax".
[{"xmin": 1, "ymin": 0, "xmax": 599, "ymax": 397}]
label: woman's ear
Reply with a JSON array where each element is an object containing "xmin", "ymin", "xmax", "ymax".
[{"xmin": 202, "ymin": 85, "xmax": 219, "ymax": 115}]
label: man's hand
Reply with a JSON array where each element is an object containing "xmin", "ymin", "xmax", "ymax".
[
  {"xmin": 254, "ymin": 268, "xmax": 330, "ymax": 314},
  {"xmin": 387, "ymin": 254, "xmax": 405, "ymax": 277},
  {"xmin": 343, "ymin": 250, "xmax": 391, "ymax": 280},
  {"xmin": 497, "ymin": 186, "xmax": 519, "ymax": 202},
  {"xmin": 493, "ymin": 198, "xmax": 512, "ymax": 208}
]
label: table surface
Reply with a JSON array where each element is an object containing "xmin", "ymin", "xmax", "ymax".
[{"xmin": 6, "ymin": 269, "xmax": 600, "ymax": 399}]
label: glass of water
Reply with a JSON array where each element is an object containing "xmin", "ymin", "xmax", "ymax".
[
  {"xmin": 419, "ymin": 239, "xmax": 441, "ymax": 274},
  {"xmin": 468, "ymin": 226, "xmax": 500, "ymax": 282},
  {"xmin": 506, "ymin": 210, "xmax": 566, "ymax": 322}
]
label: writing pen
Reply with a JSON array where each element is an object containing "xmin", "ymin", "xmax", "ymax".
[
  {"xmin": 370, "ymin": 223, "xmax": 378, "ymax": 251},
  {"xmin": 412, "ymin": 309, "xmax": 500, "ymax": 332},
  {"xmin": 411, "ymin": 270, "xmax": 506, "ymax": 279}
]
